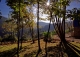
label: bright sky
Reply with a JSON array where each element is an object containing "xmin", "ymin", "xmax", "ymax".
[{"xmin": 0, "ymin": 0, "xmax": 80, "ymax": 18}]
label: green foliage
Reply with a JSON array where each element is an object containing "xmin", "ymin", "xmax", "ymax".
[
  {"xmin": 72, "ymin": 8, "xmax": 80, "ymax": 20},
  {"xmin": 67, "ymin": 8, "xmax": 80, "ymax": 20},
  {"xmin": 0, "ymin": 36, "xmax": 2, "ymax": 42},
  {"xmin": 2, "ymin": 19, "xmax": 17, "ymax": 33},
  {"xmin": 22, "ymin": 38, "xmax": 27, "ymax": 41},
  {"xmin": 20, "ymin": 35, "xmax": 27, "ymax": 41},
  {"xmin": 52, "ymin": 31, "xmax": 57, "ymax": 35},
  {"xmin": 11, "ymin": 36, "xmax": 18, "ymax": 41},
  {"xmin": 42, "ymin": 32, "xmax": 53, "ymax": 42},
  {"xmin": 42, "ymin": 31, "xmax": 56, "ymax": 38},
  {"xmin": 2, "ymin": 34, "xmax": 9, "ymax": 42},
  {"xmin": 6, "ymin": 0, "xmax": 29, "ymax": 20},
  {"xmin": 65, "ymin": 29, "xmax": 70, "ymax": 33},
  {"xmin": 6, "ymin": 0, "xmax": 36, "ymax": 33},
  {"xmin": 42, "ymin": 31, "xmax": 57, "ymax": 42},
  {"xmin": 2, "ymin": 34, "xmax": 17, "ymax": 42}
]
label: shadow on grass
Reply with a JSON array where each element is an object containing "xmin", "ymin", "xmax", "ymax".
[
  {"xmin": 69, "ymin": 42, "xmax": 80, "ymax": 49},
  {"xmin": 0, "ymin": 46, "xmax": 30, "ymax": 57},
  {"xmin": 0, "ymin": 48, "xmax": 17, "ymax": 57},
  {"xmin": 46, "ymin": 41, "xmax": 80, "ymax": 57},
  {"xmin": 23, "ymin": 41, "xmax": 80, "ymax": 57},
  {"xmin": 24, "ymin": 51, "xmax": 37, "ymax": 57},
  {"xmin": 3, "ymin": 41, "xmax": 79, "ymax": 57}
]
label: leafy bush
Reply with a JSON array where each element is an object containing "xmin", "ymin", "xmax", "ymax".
[
  {"xmin": 11, "ymin": 36, "xmax": 18, "ymax": 42},
  {"xmin": 42, "ymin": 32, "xmax": 52, "ymax": 42},
  {"xmin": 20, "ymin": 35, "xmax": 27, "ymax": 41},
  {"xmin": 0, "ymin": 36, "xmax": 2, "ymax": 42},
  {"xmin": 21, "ymin": 37, "xmax": 27, "ymax": 41},
  {"xmin": 2, "ymin": 34, "xmax": 17, "ymax": 42},
  {"xmin": 52, "ymin": 31, "xmax": 56, "ymax": 35}
]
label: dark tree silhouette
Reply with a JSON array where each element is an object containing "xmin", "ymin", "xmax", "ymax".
[
  {"xmin": 20, "ymin": 18, "xmax": 23, "ymax": 49},
  {"xmin": 45, "ymin": 10, "xmax": 52, "ymax": 57},
  {"xmin": 36, "ymin": 0, "xmax": 41, "ymax": 57},
  {"xmin": 17, "ymin": 0, "xmax": 20, "ymax": 57}
]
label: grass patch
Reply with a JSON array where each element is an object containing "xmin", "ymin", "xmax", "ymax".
[
  {"xmin": 0, "ymin": 42, "xmax": 31, "ymax": 52},
  {"xmin": 0, "ymin": 39, "xmax": 80, "ymax": 57}
]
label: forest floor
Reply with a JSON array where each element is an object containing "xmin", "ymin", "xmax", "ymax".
[{"xmin": 0, "ymin": 32, "xmax": 80, "ymax": 57}]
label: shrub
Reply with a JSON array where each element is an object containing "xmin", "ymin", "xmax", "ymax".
[
  {"xmin": 20, "ymin": 35, "xmax": 27, "ymax": 41},
  {"xmin": 2, "ymin": 34, "xmax": 17, "ymax": 42},
  {"xmin": 0, "ymin": 36, "xmax": 2, "ymax": 42},
  {"xmin": 11, "ymin": 36, "xmax": 18, "ymax": 42},
  {"xmin": 42, "ymin": 32, "xmax": 52, "ymax": 42},
  {"xmin": 22, "ymin": 37, "xmax": 27, "ymax": 41},
  {"xmin": 52, "ymin": 31, "xmax": 56, "ymax": 35}
]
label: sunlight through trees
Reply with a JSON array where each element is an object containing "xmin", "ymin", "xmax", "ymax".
[{"xmin": 0, "ymin": 0, "xmax": 80, "ymax": 57}]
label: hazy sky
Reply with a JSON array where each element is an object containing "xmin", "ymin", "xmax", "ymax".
[{"xmin": 0, "ymin": 0, "xmax": 80, "ymax": 18}]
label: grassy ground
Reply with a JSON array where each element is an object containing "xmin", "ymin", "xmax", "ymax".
[
  {"xmin": 0, "ymin": 39, "xmax": 80, "ymax": 57},
  {"xmin": 0, "ymin": 39, "xmax": 59, "ymax": 57},
  {"xmin": 0, "ymin": 42, "xmax": 31, "ymax": 52}
]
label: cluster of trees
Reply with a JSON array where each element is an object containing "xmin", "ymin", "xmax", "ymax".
[
  {"xmin": 0, "ymin": 35, "xmax": 17, "ymax": 44},
  {"xmin": 0, "ymin": 0, "xmax": 80, "ymax": 57},
  {"xmin": 0, "ymin": 34, "xmax": 29, "ymax": 45},
  {"xmin": 67, "ymin": 8, "xmax": 80, "ymax": 20}
]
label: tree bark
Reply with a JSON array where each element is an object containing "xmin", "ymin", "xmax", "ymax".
[
  {"xmin": 31, "ymin": 26, "xmax": 35, "ymax": 43},
  {"xmin": 17, "ymin": 0, "xmax": 20, "ymax": 57},
  {"xmin": 20, "ymin": 19, "xmax": 23, "ymax": 49},
  {"xmin": 37, "ymin": 0, "xmax": 41, "ymax": 54},
  {"xmin": 62, "ymin": 2, "xmax": 66, "ymax": 43}
]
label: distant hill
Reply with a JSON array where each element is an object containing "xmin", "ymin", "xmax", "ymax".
[
  {"xmin": 0, "ymin": 16, "xmax": 73, "ymax": 37},
  {"xmin": 39, "ymin": 20, "xmax": 73, "ymax": 32},
  {"xmin": 39, "ymin": 22, "xmax": 49, "ymax": 27},
  {"xmin": 39, "ymin": 23, "xmax": 54, "ymax": 32}
]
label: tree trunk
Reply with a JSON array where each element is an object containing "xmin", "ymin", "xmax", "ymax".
[
  {"xmin": 37, "ymin": 0, "xmax": 41, "ymax": 54},
  {"xmin": 62, "ymin": 3, "xmax": 66, "ymax": 43},
  {"xmin": 45, "ymin": 10, "xmax": 52, "ymax": 57},
  {"xmin": 29, "ymin": 25, "xmax": 35, "ymax": 43},
  {"xmin": 17, "ymin": 0, "xmax": 20, "ymax": 57},
  {"xmin": 20, "ymin": 20, "xmax": 23, "ymax": 49},
  {"xmin": 31, "ymin": 26, "xmax": 35, "ymax": 43},
  {"xmin": 27, "ymin": 18, "xmax": 35, "ymax": 43}
]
